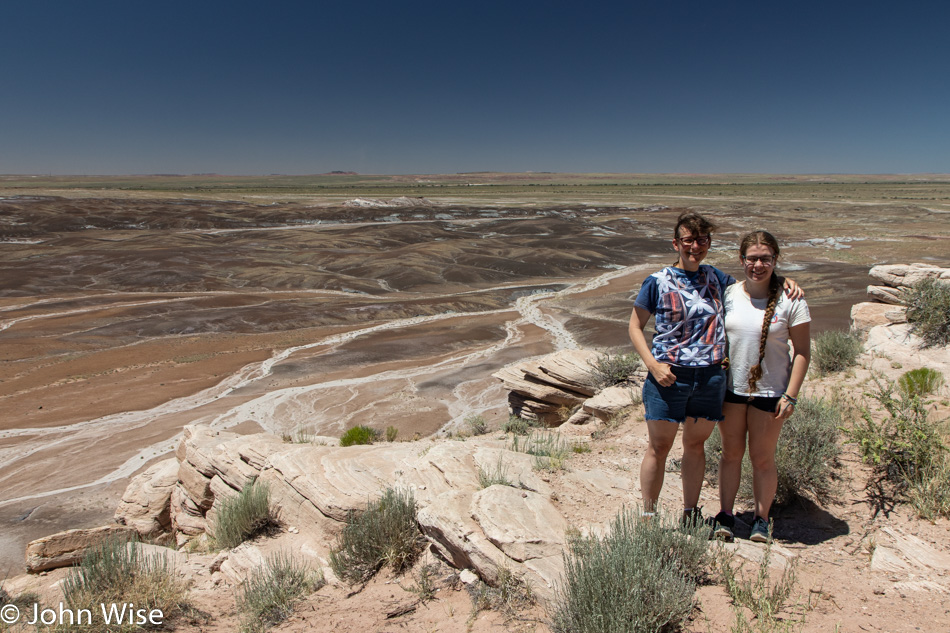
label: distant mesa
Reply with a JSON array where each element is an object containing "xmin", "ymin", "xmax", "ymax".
[{"xmin": 326, "ymin": 171, "xmax": 358, "ymax": 175}]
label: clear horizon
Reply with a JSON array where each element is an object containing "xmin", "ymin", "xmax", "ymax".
[{"xmin": 3, "ymin": 1, "xmax": 949, "ymax": 175}]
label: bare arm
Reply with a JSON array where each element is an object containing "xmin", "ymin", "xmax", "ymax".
[
  {"xmin": 628, "ymin": 306, "xmax": 675, "ymax": 387},
  {"xmin": 775, "ymin": 321, "xmax": 811, "ymax": 421}
]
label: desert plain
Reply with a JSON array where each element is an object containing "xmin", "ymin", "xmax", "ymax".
[{"xmin": 2, "ymin": 172, "xmax": 949, "ymax": 579}]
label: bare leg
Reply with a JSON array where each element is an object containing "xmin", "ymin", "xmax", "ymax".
[
  {"xmin": 640, "ymin": 419, "xmax": 679, "ymax": 512},
  {"xmin": 680, "ymin": 417, "xmax": 718, "ymax": 509},
  {"xmin": 718, "ymin": 402, "xmax": 749, "ymax": 514},
  {"xmin": 746, "ymin": 406, "xmax": 785, "ymax": 519}
]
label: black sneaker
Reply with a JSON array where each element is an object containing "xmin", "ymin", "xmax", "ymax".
[
  {"xmin": 713, "ymin": 511, "xmax": 735, "ymax": 542},
  {"xmin": 750, "ymin": 516, "xmax": 771, "ymax": 543}
]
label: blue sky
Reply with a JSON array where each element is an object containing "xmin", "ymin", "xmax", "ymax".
[{"xmin": 2, "ymin": 0, "xmax": 948, "ymax": 175}]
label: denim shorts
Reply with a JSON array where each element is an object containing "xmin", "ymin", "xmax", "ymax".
[{"xmin": 642, "ymin": 364, "xmax": 727, "ymax": 423}]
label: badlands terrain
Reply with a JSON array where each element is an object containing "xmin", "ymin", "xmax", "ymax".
[{"xmin": 1, "ymin": 173, "xmax": 949, "ymax": 597}]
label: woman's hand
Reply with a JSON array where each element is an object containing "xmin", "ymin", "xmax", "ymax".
[
  {"xmin": 780, "ymin": 276, "xmax": 804, "ymax": 300},
  {"xmin": 649, "ymin": 361, "xmax": 676, "ymax": 387},
  {"xmin": 774, "ymin": 397, "xmax": 795, "ymax": 421}
]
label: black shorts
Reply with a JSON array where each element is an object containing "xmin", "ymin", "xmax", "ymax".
[{"xmin": 724, "ymin": 390, "xmax": 780, "ymax": 414}]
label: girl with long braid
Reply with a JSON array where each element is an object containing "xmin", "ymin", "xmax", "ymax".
[{"xmin": 713, "ymin": 231, "xmax": 811, "ymax": 543}]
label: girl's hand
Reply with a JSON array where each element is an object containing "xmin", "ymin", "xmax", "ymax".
[
  {"xmin": 775, "ymin": 397, "xmax": 795, "ymax": 421},
  {"xmin": 781, "ymin": 277, "xmax": 804, "ymax": 300}
]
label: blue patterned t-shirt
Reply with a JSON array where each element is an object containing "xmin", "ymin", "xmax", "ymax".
[{"xmin": 634, "ymin": 265, "xmax": 735, "ymax": 367}]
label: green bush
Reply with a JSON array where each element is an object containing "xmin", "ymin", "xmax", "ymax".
[
  {"xmin": 716, "ymin": 539, "xmax": 800, "ymax": 632},
  {"xmin": 502, "ymin": 415, "xmax": 538, "ymax": 436},
  {"xmin": 465, "ymin": 414, "xmax": 489, "ymax": 436},
  {"xmin": 550, "ymin": 509, "xmax": 709, "ymax": 633},
  {"xmin": 385, "ymin": 425, "xmax": 399, "ymax": 442},
  {"xmin": 898, "ymin": 367, "xmax": 945, "ymax": 399},
  {"xmin": 477, "ymin": 456, "xmax": 513, "ymax": 489},
  {"xmin": 704, "ymin": 396, "xmax": 841, "ymax": 506},
  {"xmin": 509, "ymin": 430, "xmax": 573, "ymax": 471},
  {"xmin": 845, "ymin": 377, "xmax": 947, "ymax": 490},
  {"xmin": 907, "ymin": 452, "xmax": 950, "ymax": 520},
  {"xmin": 61, "ymin": 537, "xmax": 189, "ymax": 632},
  {"xmin": 214, "ymin": 481, "xmax": 276, "ymax": 550},
  {"xmin": 340, "ymin": 425, "xmax": 380, "ymax": 447},
  {"xmin": 903, "ymin": 278, "xmax": 950, "ymax": 347},
  {"xmin": 329, "ymin": 488, "xmax": 425, "ymax": 584},
  {"xmin": 812, "ymin": 329, "xmax": 862, "ymax": 374},
  {"xmin": 773, "ymin": 396, "xmax": 842, "ymax": 504},
  {"xmin": 587, "ymin": 352, "xmax": 642, "ymax": 389},
  {"xmin": 238, "ymin": 553, "xmax": 323, "ymax": 633},
  {"xmin": 469, "ymin": 566, "xmax": 534, "ymax": 617}
]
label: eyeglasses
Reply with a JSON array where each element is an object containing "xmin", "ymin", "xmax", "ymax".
[
  {"xmin": 742, "ymin": 255, "xmax": 775, "ymax": 267},
  {"xmin": 676, "ymin": 235, "xmax": 711, "ymax": 246}
]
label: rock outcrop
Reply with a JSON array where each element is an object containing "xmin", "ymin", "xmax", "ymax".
[
  {"xmin": 25, "ymin": 525, "xmax": 137, "ymax": 573},
  {"xmin": 865, "ymin": 263, "xmax": 950, "ymax": 306},
  {"xmin": 493, "ymin": 349, "xmax": 645, "ymax": 425}
]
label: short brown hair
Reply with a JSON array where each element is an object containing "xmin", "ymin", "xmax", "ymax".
[{"xmin": 673, "ymin": 212, "xmax": 716, "ymax": 240}]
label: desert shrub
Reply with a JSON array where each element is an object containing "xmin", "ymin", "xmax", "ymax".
[
  {"xmin": 704, "ymin": 396, "xmax": 841, "ymax": 505},
  {"xmin": 469, "ymin": 566, "xmax": 534, "ymax": 617},
  {"xmin": 587, "ymin": 352, "xmax": 642, "ymax": 389},
  {"xmin": 339, "ymin": 425, "xmax": 380, "ymax": 447},
  {"xmin": 385, "ymin": 425, "xmax": 399, "ymax": 442},
  {"xmin": 60, "ymin": 537, "xmax": 189, "ymax": 632},
  {"xmin": 329, "ymin": 488, "xmax": 425, "ymax": 584},
  {"xmin": 907, "ymin": 452, "xmax": 950, "ymax": 520},
  {"xmin": 466, "ymin": 414, "xmax": 489, "ymax": 435},
  {"xmin": 812, "ymin": 329, "xmax": 862, "ymax": 375},
  {"xmin": 903, "ymin": 278, "xmax": 950, "ymax": 347},
  {"xmin": 477, "ymin": 456, "xmax": 513, "ymax": 489},
  {"xmin": 214, "ymin": 481, "xmax": 276, "ymax": 550},
  {"xmin": 509, "ymin": 431, "xmax": 573, "ymax": 471},
  {"xmin": 897, "ymin": 367, "xmax": 945, "ymax": 399},
  {"xmin": 502, "ymin": 414, "xmax": 538, "ymax": 436},
  {"xmin": 238, "ymin": 553, "xmax": 323, "ymax": 633},
  {"xmin": 773, "ymin": 396, "xmax": 842, "ymax": 504},
  {"xmin": 845, "ymin": 376, "xmax": 948, "ymax": 497},
  {"xmin": 716, "ymin": 539, "xmax": 800, "ymax": 633},
  {"xmin": 550, "ymin": 509, "xmax": 709, "ymax": 633}
]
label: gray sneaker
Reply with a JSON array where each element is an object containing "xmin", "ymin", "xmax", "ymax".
[
  {"xmin": 750, "ymin": 516, "xmax": 771, "ymax": 543},
  {"xmin": 713, "ymin": 511, "xmax": 735, "ymax": 542}
]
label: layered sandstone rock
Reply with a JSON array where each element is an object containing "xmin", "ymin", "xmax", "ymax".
[
  {"xmin": 866, "ymin": 263, "xmax": 950, "ymax": 306},
  {"xmin": 493, "ymin": 349, "xmax": 644, "ymax": 425},
  {"xmin": 25, "ymin": 525, "xmax": 137, "ymax": 573},
  {"xmin": 114, "ymin": 458, "xmax": 179, "ymax": 537}
]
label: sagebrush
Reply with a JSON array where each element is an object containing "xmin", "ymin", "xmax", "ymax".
[
  {"xmin": 903, "ymin": 278, "xmax": 950, "ymax": 347},
  {"xmin": 587, "ymin": 351, "xmax": 642, "ymax": 389},
  {"xmin": 812, "ymin": 329, "xmax": 862, "ymax": 374},
  {"xmin": 550, "ymin": 509, "xmax": 709, "ymax": 633},
  {"xmin": 214, "ymin": 480, "xmax": 276, "ymax": 550},
  {"xmin": 238, "ymin": 553, "xmax": 323, "ymax": 633},
  {"xmin": 60, "ymin": 537, "xmax": 190, "ymax": 632},
  {"xmin": 329, "ymin": 488, "xmax": 425, "ymax": 584}
]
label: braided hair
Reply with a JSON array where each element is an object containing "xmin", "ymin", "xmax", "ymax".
[{"xmin": 741, "ymin": 231, "xmax": 781, "ymax": 394}]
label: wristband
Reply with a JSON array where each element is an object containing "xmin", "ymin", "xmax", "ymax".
[{"xmin": 781, "ymin": 393, "xmax": 797, "ymax": 405}]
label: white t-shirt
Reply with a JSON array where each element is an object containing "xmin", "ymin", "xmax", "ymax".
[{"xmin": 724, "ymin": 283, "xmax": 811, "ymax": 397}]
